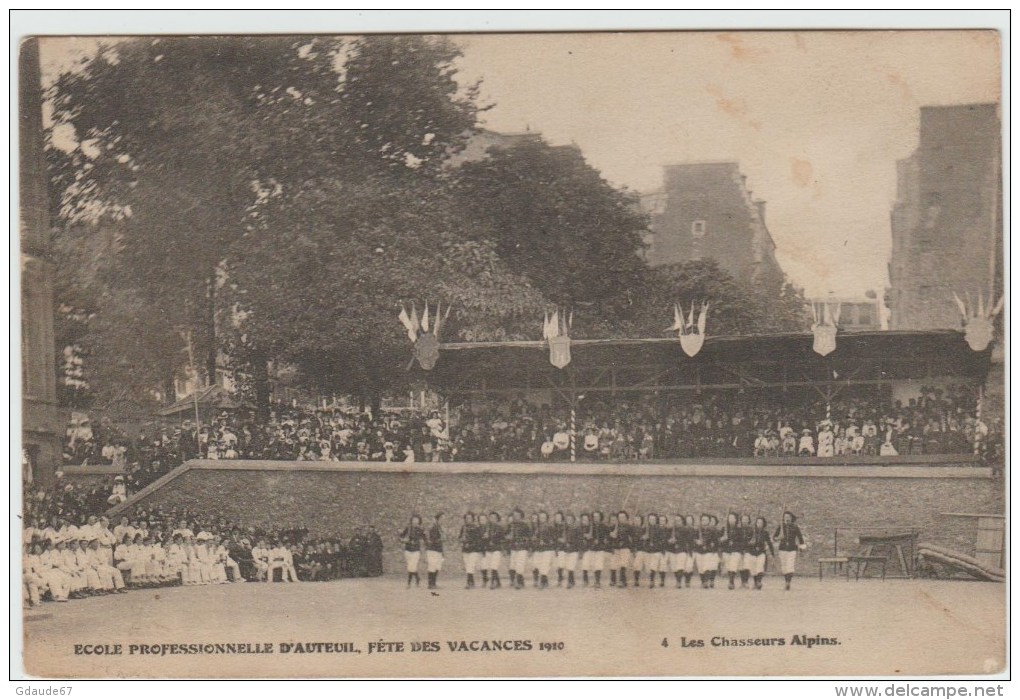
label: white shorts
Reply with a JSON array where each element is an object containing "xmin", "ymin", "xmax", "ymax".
[
  {"xmin": 645, "ymin": 552, "xmax": 664, "ymax": 572},
  {"xmin": 745, "ymin": 553, "xmax": 766, "ymax": 576},
  {"xmin": 669, "ymin": 552, "xmax": 690, "ymax": 572},
  {"xmin": 694, "ymin": 552, "xmax": 719, "ymax": 574},
  {"xmin": 462, "ymin": 552, "xmax": 481, "ymax": 574},
  {"xmin": 581, "ymin": 551, "xmax": 606, "ymax": 571},
  {"xmin": 426, "ymin": 550, "xmax": 444, "ymax": 573},
  {"xmin": 722, "ymin": 552, "xmax": 743, "ymax": 573},
  {"xmin": 612, "ymin": 548, "xmax": 633, "ymax": 569},
  {"xmin": 404, "ymin": 550, "xmax": 421, "ymax": 573},
  {"xmin": 532, "ymin": 550, "xmax": 555, "ymax": 575},
  {"xmin": 778, "ymin": 550, "xmax": 798, "ymax": 575},
  {"xmin": 483, "ymin": 551, "xmax": 502, "ymax": 570},
  {"xmin": 557, "ymin": 552, "xmax": 579, "ymax": 571},
  {"xmin": 509, "ymin": 549, "xmax": 529, "ymax": 572}
]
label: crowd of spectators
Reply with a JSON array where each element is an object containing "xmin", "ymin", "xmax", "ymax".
[
  {"xmin": 61, "ymin": 385, "xmax": 1000, "ymax": 484},
  {"xmin": 25, "ymin": 383, "xmax": 1001, "ymax": 606},
  {"xmin": 22, "ymin": 498, "xmax": 384, "ymax": 607},
  {"xmin": 452, "ymin": 385, "xmax": 999, "ymax": 462}
]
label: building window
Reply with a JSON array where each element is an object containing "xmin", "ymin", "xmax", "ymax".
[
  {"xmin": 857, "ymin": 304, "xmax": 874, "ymax": 326},
  {"xmin": 691, "ymin": 220, "xmax": 706, "ymax": 238}
]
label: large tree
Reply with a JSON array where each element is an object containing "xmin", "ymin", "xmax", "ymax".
[
  {"xmin": 227, "ymin": 171, "xmax": 546, "ymax": 406},
  {"xmin": 451, "ymin": 138, "xmax": 652, "ymax": 335},
  {"xmin": 47, "ymin": 34, "xmax": 496, "ymax": 409}
]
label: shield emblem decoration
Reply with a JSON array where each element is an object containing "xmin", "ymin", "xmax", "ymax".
[
  {"xmin": 679, "ymin": 333, "xmax": 705, "ymax": 358},
  {"xmin": 414, "ymin": 332, "xmax": 440, "ymax": 370},
  {"xmin": 548, "ymin": 335, "xmax": 572, "ymax": 369},
  {"xmin": 964, "ymin": 317, "xmax": 994, "ymax": 352},
  {"xmin": 812, "ymin": 324, "xmax": 837, "ymax": 357}
]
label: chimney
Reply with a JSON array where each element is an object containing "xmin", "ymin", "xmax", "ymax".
[{"xmin": 754, "ymin": 199, "xmax": 766, "ymax": 222}]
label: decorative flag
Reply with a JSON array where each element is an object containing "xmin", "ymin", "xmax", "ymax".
[
  {"xmin": 811, "ymin": 302, "xmax": 840, "ymax": 357},
  {"xmin": 398, "ymin": 306, "xmax": 416, "ymax": 342},
  {"xmin": 674, "ymin": 301, "xmax": 709, "ymax": 357},
  {"xmin": 954, "ymin": 291, "xmax": 1003, "ymax": 352},
  {"xmin": 544, "ymin": 308, "xmax": 572, "ymax": 369},
  {"xmin": 414, "ymin": 333, "xmax": 440, "ymax": 371},
  {"xmin": 398, "ymin": 300, "xmax": 450, "ymax": 370}
]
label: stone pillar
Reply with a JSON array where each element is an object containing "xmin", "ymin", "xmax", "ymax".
[{"xmin": 20, "ymin": 37, "xmax": 63, "ymax": 485}]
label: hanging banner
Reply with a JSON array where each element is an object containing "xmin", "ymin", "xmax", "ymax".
[
  {"xmin": 543, "ymin": 309, "xmax": 573, "ymax": 369},
  {"xmin": 811, "ymin": 302, "xmax": 840, "ymax": 357},
  {"xmin": 671, "ymin": 302, "xmax": 709, "ymax": 358},
  {"xmin": 548, "ymin": 335, "xmax": 572, "ymax": 369},
  {"xmin": 399, "ymin": 300, "xmax": 450, "ymax": 370},
  {"xmin": 954, "ymin": 292, "xmax": 1003, "ymax": 352}
]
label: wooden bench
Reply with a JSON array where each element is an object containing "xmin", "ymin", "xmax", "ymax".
[
  {"xmin": 848, "ymin": 555, "xmax": 887, "ymax": 580},
  {"xmin": 818, "ymin": 556, "xmax": 850, "ymax": 580}
]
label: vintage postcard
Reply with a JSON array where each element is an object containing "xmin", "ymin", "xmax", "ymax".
[{"xmin": 18, "ymin": 28, "xmax": 1004, "ymax": 678}]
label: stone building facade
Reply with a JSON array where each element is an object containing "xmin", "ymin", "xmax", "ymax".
[
  {"xmin": 887, "ymin": 104, "xmax": 1002, "ymax": 331},
  {"xmin": 641, "ymin": 161, "xmax": 784, "ymax": 287},
  {"xmin": 20, "ymin": 38, "xmax": 64, "ymax": 484}
]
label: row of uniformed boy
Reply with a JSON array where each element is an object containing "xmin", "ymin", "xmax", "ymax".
[{"xmin": 427, "ymin": 509, "xmax": 806, "ymax": 592}]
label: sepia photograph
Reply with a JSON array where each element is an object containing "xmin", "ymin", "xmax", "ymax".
[{"xmin": 16, "ymin": 19, "xmax": 1005, "ymax": 680}]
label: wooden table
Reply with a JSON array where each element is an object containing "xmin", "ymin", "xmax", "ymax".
[
  {"xmin": 833, "ymin": 528, "xmax": 919, "ymax": 578},
  {"xmin": 848, "ymin": 555, "xmax": 887, "ymax": 580}
]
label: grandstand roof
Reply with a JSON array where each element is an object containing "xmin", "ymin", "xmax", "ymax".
[{"xmin": 425, "ymin": 329, "xmax": 991, "ymax": 396}]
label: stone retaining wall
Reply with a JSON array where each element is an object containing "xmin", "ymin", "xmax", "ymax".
[{"xmin": 117, "ymin": 460, "xmax": 1002, "ymax": 579}]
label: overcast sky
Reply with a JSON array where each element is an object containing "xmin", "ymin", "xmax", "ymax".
[
  {"xmin": 39, "ymin": 31, "xmax": 1000, "ymax": 298},
  {"xmin": 455, "ymin": 31, "xmax": 1000, "ymax": 298}
]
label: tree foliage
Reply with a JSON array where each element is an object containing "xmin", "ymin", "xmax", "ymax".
[
  {"xmin": 47, "ymin": 35, "xmax": 808, "ymax": 413},
  {"xmin": 632, "ymin": 259, "xmax": 809, "ymax": 337},
  {"xmin": 47, "ymin": 35, "xmax": 534, "ymax": 407},
  {"xmin": 451, "ymin": 139, "xmax": 651, "ymax": 332}
]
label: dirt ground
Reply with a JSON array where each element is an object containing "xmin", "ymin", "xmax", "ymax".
[{"xmin": 21, "ymin": 575, "xmax": 1004, "ymax": 678}]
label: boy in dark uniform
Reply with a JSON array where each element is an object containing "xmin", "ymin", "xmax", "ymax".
[
  {"xmin": 774, "ymin": 511, "xmax": 806, "ymax": 590},
  {"xmin": 560, "ymin": 513, "xmax": 581, "ymax": 588},
  {"xmin": 507, "ymin": 509, "xmax": 532, "ymax": 590},
  {"xmin": 481, "ymin": 512, "xmax": 504, "ymax": 589},
  {"xmin": 529, "ymin": 512, "xmax": 542, "ymax": 588},
  {"xmin": 425, "ymin": 513, "xmax": 444, "ymax": 590},
  {"xmin": 533, "ymin": 511, "xmax": 557, "ymax": 589},
  {"xmin": 737, "ymin": 513, "xmax": 754, "ymax": 588},
  {"xmin": 694, "ymin": 513, "xmax": 721, "ymax": 589},
  {"xmin": 720, "ymin": 512, "xmax": 742, "ymax": 590},
  {"xmin": 653, "ymin": 515, "xmax": 673, "ymax": 588},
  {"xmin": 610, "ymin": 511, "xmax": 633, "ymax": 588},
  {"xmin": 593, "ymin": 510, "xmax": 612, "ymax": 589},
  {"xmin": 634, "ymin": 513, "xmax": 657, "ymax": 587},
  {"xmin": 579, "ymin": 512, "xmax": 594, "ymax": 587},
  {"xmin": 747, "ymin": 516, "xmax": 775, "ymax": 590},
  {"xmin": 398, "ymin": 515, "xmax": 425, "ymax": 588},
  {"xmin": 552, "ymin": 511, "xmax": 567, "ymax": 586},
  {"xmin": 458, "ymin": 512, "xmax": 483, "ymax": 589},
  {"xmin": 666, "ymin": 514, "xmax": 686, "ymax": 588},
  {"xmin": 680, "ymin": 515, "xmax": 697, "ymax": 588},
  {"xmin": 607, "ymin": 513, "xmax": 620, "ymax": 587},
  {"xmin": 629, "ymin": 514, "xmax": 645, "ymax": 587}
]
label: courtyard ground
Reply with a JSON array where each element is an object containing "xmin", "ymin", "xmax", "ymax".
[{"xmin": 22, "ymin": 575, "xmax": 1004, "ymax": 678}]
